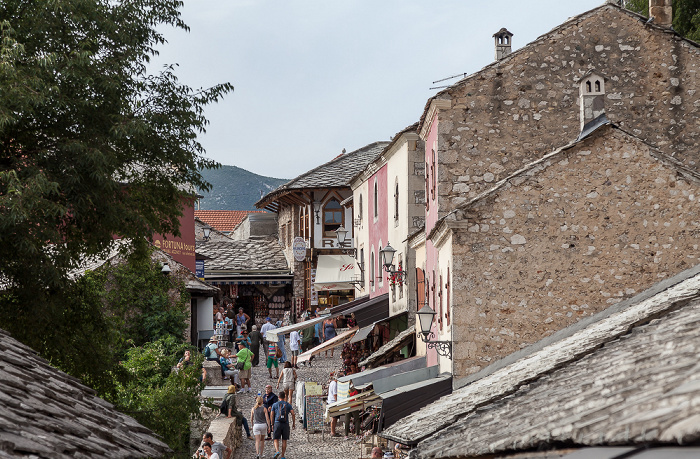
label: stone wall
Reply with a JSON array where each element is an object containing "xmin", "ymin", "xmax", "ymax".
[
  {"xmin": 435, "ymin": 5, "xmax": 700, "ymax": 218},
  {"xmin": 449, "ymin": 126, "xmax": 700, "ymax": 379}
]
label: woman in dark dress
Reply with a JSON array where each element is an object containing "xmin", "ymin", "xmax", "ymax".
[
  {"xmin": 248, "ymin": 324, "xmax": 262, "ymax": 366},
  {"xmin": 323, "ymin": 317, "xmax": 337, "ymax": 357}
]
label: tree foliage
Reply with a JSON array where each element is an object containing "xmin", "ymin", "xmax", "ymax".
[
  {"xmin": 625, "ymin": 0, "xmax": 700, "ymax": 41},
  {"xmin": 111, "ymin": 336, "xmax": 204, "ymax": 455},
  {"xmin": 0, "ymin": 0, "xmax": 232, "ymax": 312}
]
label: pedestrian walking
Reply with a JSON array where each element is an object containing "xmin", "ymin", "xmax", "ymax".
[
  {"xmin": 270, "ymin": 391, "xmax": 295, "ymax": 459},
  {"xmin": 267, "ymin": 340, "xmax": 280, "ymax": 379},
  {"xmin": 250, "ymin": 396, "xmax": 271, "ymax": 459},
  {"xmin": 276, "ymin": 361, "xmax": 297, "ymax": 407},
  {"xmin": 260, "ymin": 317, "xmax": 275, "ymax": 358},
  {"xmin": 327, "ymin": 372, "xmax": 340, "ymax": 436},
  {"xmin": 323, "ymin": 316, "xmax": 337, "ymax": 357},
  {"xmin": 262, "ymin": 384, "xmax": 279, "ymax": 440},
  {"xmin": 289, "ymin": 329, "xmax": 301, "ymax": 368}
]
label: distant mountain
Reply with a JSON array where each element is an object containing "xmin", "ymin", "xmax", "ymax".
[{"xmin": 197, "ymin": 165, "xmax": 288, "ymax": 211}]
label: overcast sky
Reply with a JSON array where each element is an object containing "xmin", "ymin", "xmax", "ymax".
[{"xmin": 152, "ymin": 0, "xmax": 605, "ymax": 179}]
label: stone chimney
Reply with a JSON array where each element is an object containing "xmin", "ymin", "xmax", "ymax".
[
  {"xmin": 493, "ymin": 28, "xmax": 513, "ymax": 60},
  {"xmin": 579, "ymin": 73, "xmax": 606, "ymax": 132},
  {"xmin": 649, "ymin": 0, "xmax": 672, "ymax": 28}
]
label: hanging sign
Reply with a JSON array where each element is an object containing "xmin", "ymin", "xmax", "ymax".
[{"xmin": 293, "ymin": 237, "xmax": 307, "ymax": 262}]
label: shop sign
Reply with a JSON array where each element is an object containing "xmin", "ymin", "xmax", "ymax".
[
  {"xmin": 293, "ymin": 237, "xmax": 307, "ymax": 261},
  {"xmin": 195, "ymin": 260, "xmax": 205, "ymax": 279}
]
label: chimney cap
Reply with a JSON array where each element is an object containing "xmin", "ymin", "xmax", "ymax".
[{"xmin": 493, "ymin": 28, "xmax": 513, "ymax": 38}]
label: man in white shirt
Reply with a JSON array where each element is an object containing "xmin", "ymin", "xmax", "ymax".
[
  {"xmin": 327, "ymin": 372, "xmax": 340, "ymax": 436},
  {"xmin": 289, "ymin": 330, "xmax": 302, "ymax": 369},
  {"xmin": 260, "ymin": 317, "xmax": 276, "ymax": 358}
]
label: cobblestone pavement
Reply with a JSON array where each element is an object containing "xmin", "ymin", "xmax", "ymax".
[{"xmin": 232, "ymin": 343, "xmax": 365, "ymax": 459}]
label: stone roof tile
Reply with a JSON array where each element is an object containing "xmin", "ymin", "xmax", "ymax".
[
  {"xmin": 196, "ymin": 238, "xmax": 289, "ymax": 272},
  {"xmin": 0, "ymin": 329, "xmax": 170, "ymax": 458}
]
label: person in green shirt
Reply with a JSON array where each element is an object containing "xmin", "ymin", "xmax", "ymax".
[{"xmin": 236, "ymin": 342, "xmax": 254, "ymax": 393}]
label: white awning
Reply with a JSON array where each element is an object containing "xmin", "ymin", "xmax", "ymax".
[
  {"xmin": 297, "ymin": 327, "xmax": 358, "ymax": 363},
  {"xmin": 313, "ymin": 254, "xmax": 358, "ymax": 291}
]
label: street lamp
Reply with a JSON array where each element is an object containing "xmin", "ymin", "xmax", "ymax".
[
  {"xmin": 416, "ymin": 304, "xmax": 452, "ymax": 359},
  {"xmin": 335, "ymin": 225, "xmax": 356, "ymax": 257},
  {"xmin": 202, "ymin": 224, "xmax": 212, "ymax": 241},
  {"xmin": 379, "ymin": 242, "xmax": 406, "ymax": 283},
  {"xmin": 312, "ymin": 201, "xmax": 322, "ymax": 224}
]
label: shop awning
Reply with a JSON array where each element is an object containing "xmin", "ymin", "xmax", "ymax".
[
  {"xmin": 359, "ymin": 325, "xmax": 415, "ymax": 369},
  {"xmin": 314, "ymin": 255, "xmax": 358, "ymax": 291},
  {"xmin": 326, "ymin": 390, "xmax": 382, "ymax": 419},
  {"xmin": 378, "ymin": 375, "xmax": 452, "ymax": 432},
  {"xmin": 264, "ymin": 314, "xmax": 328, "ymax": 342},
  {"xmin": 350, "ymin": 322, "xmax": 377, "ymax": 343},
  {"xmin": 330, "ymin": 293, "xmax": 389, "ymax": 329},
  {"xmin": 297, "ymin": 327, "xmax": 358, "ymax": 364},
  {"xmin": 338, "ymin": 355, "xmax": 426, "ymax": 390}
]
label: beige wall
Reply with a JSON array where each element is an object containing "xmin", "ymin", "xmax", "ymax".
[{"xmin": 447, "ymin": 127, "xmax": 700, "ymax": 380}]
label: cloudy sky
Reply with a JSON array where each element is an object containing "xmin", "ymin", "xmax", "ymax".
[{"xmin": 152, "ymin": 0, "xmax": 605, "ymax": 179}]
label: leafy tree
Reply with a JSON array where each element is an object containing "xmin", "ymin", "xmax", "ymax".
[
  {"xmin": 0, "ymin": 0, "xmax": 232, "ymax": 342},
  {"xmin": 624, "ymin": 0, "xmax": 700, "ymax": 41},
  {"xmin": 112, "ymin": 336, "xmax": 205, "ymax": 455}
]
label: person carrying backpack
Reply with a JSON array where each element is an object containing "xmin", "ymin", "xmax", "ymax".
[
  {"xmin": 204, "ymin": 337, "xmax": 222, "ymax": 361},
  {"xmin": 270, "ymin": 391, "xmax": 295, "ymax": 459},
  {"xmin": 220, "ymin": 385, "xmax": 252, "ymax": 440}
]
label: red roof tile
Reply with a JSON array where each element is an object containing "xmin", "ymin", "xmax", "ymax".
[{"xmin": 194, "ymin": 210, "xmax": 266, "ymax": 233}]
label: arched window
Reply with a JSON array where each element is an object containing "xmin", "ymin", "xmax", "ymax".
[
  {"xmin": 323, "ymin": 198, "xmax": 343, "ymax": 236},
  {"xmin": 370, "ymin": 251, "xmax": 375, "ymax": 289},
  {"xmin": 359, "ymin": 194, "xmax": 363, "ymax": 224},
  {"xmin": 360, "ymin": 248, "xmax": 365, "ymax": 286}
]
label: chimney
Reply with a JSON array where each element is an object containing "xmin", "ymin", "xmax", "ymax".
[
  {"xmin": 649, "ymin": 0, "xmax": 672, "ymax": 28},
  {"xmin": 579, "ymin": 73, "xmax": 606, "ymax": 132},
  {"xmin": 493, "ymin": 28, "xmax": 513, "ymax": 60}
]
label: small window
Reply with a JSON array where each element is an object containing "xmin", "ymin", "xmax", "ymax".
[
  {"xmin": 323, "ymin": 199, "xmax": 343, "ymax": 236},
  {"xmin": 360, "ymin": 248, "xmax": 365, "ymax": 286},
  {"xmin": 394, "ymin": 182, "xmax": 399, "ymax": 221},
  {"xmin": 373, "ymin": 180, "xmax": 378, "ymax": 219},
  {"xmin": 359, "ymin": 194, "xmax": 363, "ymax": 223},
  {"xmin": 370, "ymin": 251, "xmax": 375, "ymax": 289}
]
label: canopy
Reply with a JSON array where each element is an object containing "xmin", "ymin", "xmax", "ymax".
[
  {"xmin": 297, "ymin": 327, "xmax": 358, "ymax": 364},
  {"xmin": 314, "ymin": 254, "xmax": 358, "ymax": 291},
  {"xmin": 359, "ymin": 325, "xmax": 415, "ymax": 368},
  {"xmin": 264, "ymin": 313, "xmax": 328, "ymax": 342}
]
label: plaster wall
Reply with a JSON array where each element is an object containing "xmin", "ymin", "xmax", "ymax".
[
  {"xmin": 369, "ymin": 165, "xmax": 389, "ymax": 298},
  {"xmin": 354, "ymin": 180, "xmax": 371, "ymax": 296},
  {"xmin": 448, "ymin": 128, "xmax": 700, "ymax": 379}
]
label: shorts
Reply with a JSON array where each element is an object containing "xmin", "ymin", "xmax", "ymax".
[
  {"xmin": 239, "ymin": 368, "xmax": 251, "ymax": 379},
  {"xmin": 267, "ymin": 357, "xmax": 279, "ymax": 368},
  {"xmin": 253, "ymin": 423, "xmax": 267, "ymax": 436},
  {"xmin": 290, "ymin": 349, "xmax": 300, "ymax": 356},
  {"xmin": 283, "ymin": 381, "xmax": 294, "ymax": 391},
  {"xmin": 273, "ymin": 422, "xmax": 290, "ymax": 440}
]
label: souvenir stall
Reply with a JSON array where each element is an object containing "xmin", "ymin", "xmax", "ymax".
[{"xmin": 217, "ymin": 283, "xmax": 293, "ymax": 329}]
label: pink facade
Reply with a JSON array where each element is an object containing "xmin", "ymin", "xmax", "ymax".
[{"xmin": 368, "ymin": 165, "xmax": 389, "ymax": 298}]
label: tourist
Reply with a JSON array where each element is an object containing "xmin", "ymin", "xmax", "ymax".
[
  {"xmin": 219, "ymin": 348, "xmax": 240, "ymax": 385},
  {"xmin": 176, "ymin": 350, "xmax": 193, "ymax": 369},
  {"xmin": 323, "ymin": 316, "xmax": 337, "ymax": 357},
  {"xmin": 235, "ymin": 328, "xmax": 252, "ymax": 349},
  {"xmin": 327, "ymin": 372, "xmax": 340, "ymax": 436},
  {"xmin": 198, "ymin": 442, "xmax": 218, "ymax": 459},
  {"xmin": 250, "ymin": 396, "xmax": 271, "ymax": 459},
  {"xmin": 262, "ymin": 384, "xmax": 279, "ymax": 440},
  {"xmin": 260, "ymin": 317, "xmax": 276, "ymax": 358},
  {"xmin": 204, "ymin": 337, "xmax": 222, "ymax": 361},
  {"xmin": 270, "ymin": 391, "xmax": 295, "ymax": 459},
  {"xmin": 202, "ymin": 432, "xmax": 231, "ymax": 459},
  {"xmin": 276, "ymin": 361, "xmax": 297, "ymax": 407},
  {"xmin": 222, "ymin": 385, "xmax": 252, "ymax": 439},
  {"xmin": 371, "ymin": 447, "xmax": 383, "ymax": 459},
  {"xmin": 267, "ymin": 339, "xmax": 279, "ymax": 379},
  {"xmin": 313, "ymin": 312, "xmax": 323, "ymax": 347},
  {"xmin": 236, "ymin": 307, "xmax": 250, "ymax": 335},
  {"xmin": 249, "ymin": 325, "xmax": 262, "ymax": 366},
  {"xmin": 236, "ymin": 342, "xmax": 254, "ymax": 393},
  {"xmin": 289, "ymin": 329, "xmax": 301, "ymax": 368},
  {"xmin": 276, "ymin": 322, "xmax": 287, "ymax": 364}
]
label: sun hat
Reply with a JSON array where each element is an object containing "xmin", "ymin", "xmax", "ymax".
[
  {"xmin": 209, "ymin": 337, "xmax": 218, "ymax": 342},
  {"xmin": 227, "ymin": 385, "xmax": 236, "ymax": 394}
]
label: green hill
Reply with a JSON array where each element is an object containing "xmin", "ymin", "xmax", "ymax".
[{"xmin": 197, "ymin": 165, "xmax": 288, "ymax": 210}]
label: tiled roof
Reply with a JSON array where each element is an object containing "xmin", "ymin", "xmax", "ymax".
[
  {"xmin": 382, "ymin": 264, "xmax": 700, "ymax": 449},
  {"xmin": 194, "ymin": 210, "xmax": 266, "ymax": 233},
  {"xmin": 256, "ymin": 141, "xmax": 389, "ymax": 209},
  {"xmin": 0, "ymin": 329, "xmax": 171, "ymax": 458},
  {"xmin": 196, "ymin": 238, "xmax": 289, "ymax": 272}
]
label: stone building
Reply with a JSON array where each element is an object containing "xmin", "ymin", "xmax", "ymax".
[
  {"xmin": 256, "ymin": 142, "xmax": 388, "ymax": 317},
  {"xmin": 415, "ymin": 1, "xmax": 700, "ymax": 381}
]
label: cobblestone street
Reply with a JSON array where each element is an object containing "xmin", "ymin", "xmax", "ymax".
[{"xmin": 231, "ymin": 342, "xmax": 364, "ymax": 459}]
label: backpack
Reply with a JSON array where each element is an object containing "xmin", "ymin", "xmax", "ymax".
[
  {"xmin": 277, "ymin": 402, "xmax": 288, "ymax": 424},
  {"xmin": 219, "ymin": 397, "xmax": 228, "ymax": 415},
  {"xmin": 204, "ymin": 344, "xmax": 212, "ymax": 358}
]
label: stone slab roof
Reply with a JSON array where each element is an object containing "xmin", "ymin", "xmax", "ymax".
[
  {"xmin": 196, "ymin": 238, "xmax": 289, "ymax": 272},
  {"xmin": 195, "ymin": 210, "xmax": 266, "ymax": 233},
  {"xmin": 256, "ymin": 141, "xmax": 389, "ymax": 209},
  {"xmin": 0, "ymin": 329, "xmax": 170, "ymax": 458},
  {"xmin": 381, "ymin": 264, "xmax": 700, "ymax": 448},
  {"xmin": 415, "ymin": 283, "xmax": 700, "ymax": 458}
]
